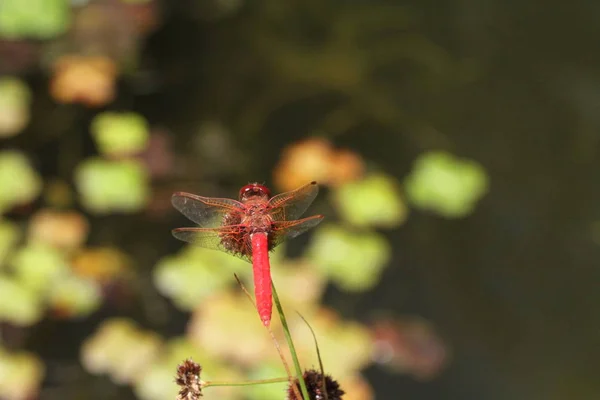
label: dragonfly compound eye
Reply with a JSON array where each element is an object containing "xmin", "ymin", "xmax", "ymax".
[{"xmin": 239, "ymin": 184, "xmax": 271, "ymax": 200}]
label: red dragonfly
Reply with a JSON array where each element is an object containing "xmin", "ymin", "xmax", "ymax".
[{"xmin": 171, "ymin": 181, "xmax": 324, "ymax": 326}]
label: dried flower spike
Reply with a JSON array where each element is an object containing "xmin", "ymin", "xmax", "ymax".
[
  {"xmin": 287, "ymin": 369, "xmax": 345, "ymax": 400},
  {"xmin": 175, "ymin": 359, "xmax": 202, "ymax": 400}
]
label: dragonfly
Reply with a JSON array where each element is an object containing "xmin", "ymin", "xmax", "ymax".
[{"xmin": 171, "ymin": 181, "xmax": 324, "ymax": 326}]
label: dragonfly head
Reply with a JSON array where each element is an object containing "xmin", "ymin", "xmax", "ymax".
[{"xmin": 239, "ymin": 183, "xmax": 271, "ymax": 202}]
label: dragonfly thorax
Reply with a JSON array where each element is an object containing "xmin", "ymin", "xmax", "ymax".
[{"xmin": 241, "ymin": 207, "xmax": 273, "ymax": 233}]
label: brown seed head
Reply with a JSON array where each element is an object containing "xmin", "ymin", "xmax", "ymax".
[
  {"xmin": 287, "ymin": 369, "xmax": 345, "ymax": 400},
  {"xmin": 175, "ymin": 359, "xmax": 202, "ymax": 399}
]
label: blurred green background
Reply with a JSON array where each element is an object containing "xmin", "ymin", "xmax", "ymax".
[{"xmin": 0, "ymin": 0, "xmax": 598, "ymax": 399}]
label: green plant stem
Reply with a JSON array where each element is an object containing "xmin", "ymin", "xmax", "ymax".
[
  {"xmin": 204, "ymin": 376, "xmax": 289, "ymax": 387},
  {"xmin": 298, "ymin": 313, "xmax": 328, "ymax": 400},
  {"xmin": 272, "ymin": 283, "xmax": 311, "ymax": 400}
]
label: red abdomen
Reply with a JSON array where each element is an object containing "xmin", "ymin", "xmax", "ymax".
[{"xmin": 250, "ymin": 232, "xmax": 272, "ymax": 326}]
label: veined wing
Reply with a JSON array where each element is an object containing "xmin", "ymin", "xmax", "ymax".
[
  {"xmin": 269, "ymin": 214, "xmax": 324, "ymax": 249},
  {"xmin": 268, "ymin": 181, "xmax": 320, "ymax": 222},
  {"xmin": 171, "ymin": 192, "xmax": 243, "ymax": 228},
  {"xmin": 171, "ymin": 226, "xmax": 252, "ymax": 262}
]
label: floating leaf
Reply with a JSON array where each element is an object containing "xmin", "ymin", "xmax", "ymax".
[
  {"xmin": 0, "ymin": 151, "xmax": 42, "ymax": 213},
  {"xmin": 0, "ymin": 77, "xmax": 31, "ymax": 138},
  {"xmin": 307, "ymin": 224, "xmax": 391, "ymax": 292},
  {"xmin": 333, "ymin": 173, "xmax": 407, "ymax": 228},
  {"xmin": 75, "ymin": 158, "xmax": 149, "ymax": 214},
  {"xmin": 0, "ymin": 348, "xmax": 45, "ymax": 400},
  {"xmin": 273, "ymin": 138, "xmax": 364, "ymax": 191},
  {"xmin": 49, "ymin": 274, "xmax": 102, "ymax": 318},
  {"xmin": 404, "ymin": 151, "xmax": 489, "ymax": 218},
  {"xmin": 50, "ymin": 55, "xmax": 117, "ymax": 107},
  {"xmin": 0, "ymin": 0, "xmax": 71, "ymax": 39},
  {"xmin": 28, "ymin": 209, "xmax": 89, "ymax": 250},
  {"xmin": 153, "ymin": 253, "xmax": 235, "ymax": 311},
  {"xmin": 274, "ymin": 138, "xmax": 334, "ymax": 191},
  {"xmin": 81, "ymin": 318, "xmax": 162, "ymax": 385},
  {"xmin": 11, "ymin": 243, "xmax": 69, "ymax": 294},
  {"xmin": 0, "ymin": 275, "xmax": 43, "ymax": 325},
  {"xmin": 153, "ymin": 245, "xmax": 250, "ymax": 311},
  {"xmin": 71, "ymin": 247, "xmax": 130, "ymax": 284},
  {"xmin": 328, "ymin": 148, "xmax": 365, "ymax": 186},
  {"xmin": 91, "ymin": 112, "xmax": 150, "ymax": 156}
]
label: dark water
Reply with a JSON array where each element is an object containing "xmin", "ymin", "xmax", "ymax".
[{"xmin": 4, "ymin": 0, "xmax": 600, "ymax": 399}]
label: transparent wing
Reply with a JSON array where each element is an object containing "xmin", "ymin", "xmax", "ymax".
[
  {"xmin": 171, "ymin": 226, "xmax": 252, "ymax": 262},
  {"xmin": 269, "ymin": 214, "xmax": 324, "ymax": 249},
  {"xmin": 268, "ymin": 181, "xmax": 320, "ymax": 222},
  {"xmin": 171, "ymin": 192, "xmax": 244, "ymax": 228}
]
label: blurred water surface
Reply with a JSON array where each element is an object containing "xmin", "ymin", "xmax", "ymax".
[{"xmin": 0, "ymin": 0, "xmax": 599, "ymax": 399}]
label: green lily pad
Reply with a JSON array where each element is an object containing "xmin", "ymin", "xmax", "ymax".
[
  {"xmin": 0, "ymin": 275, "xmax": 43, "ymax": 325},
  {"xmin": 49, "ymin": 274, "xmax": 102, "ymax": 317},
  {"xmin": 404, "ymin": 151, "xmax": 489, "ymax": 218},
  {"xmin": 11, "ymin": 243, "xmax": 69, "ymax": 294},
  {"xmin": 0, "ymin": 0, "xmax": 70, "ymax": 39},
  {"xmin": 91, "ymin": 112, "xmax": 150, "ymax": 156},
  {"xmin": 83, "ymin": 320, "xmax": 162, "ymax": 384},
  {"xmin": 75, "ymin": 158, "xmax": 149, "ymax": 214},
  {"xmin": 0, "ymin": 151, "xmax": 42, "ymax": 213},
  {"xmin": 153, "ymin": 253, "xmax": 236, "ymax": 311},
  {"xmin": 0, "ymin": 77, "xmax": 31, "ymax": 138},
  {"xmin": 307, "ymin": 224, "xmax": 391, "ymax": 291},
  {"xmin": 0, "ymin": 348, "xmax": 45, "ymax": 400},
  {"xmin": 333, "ymin": 173, "xmax": 408, "ymax": 228}
]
